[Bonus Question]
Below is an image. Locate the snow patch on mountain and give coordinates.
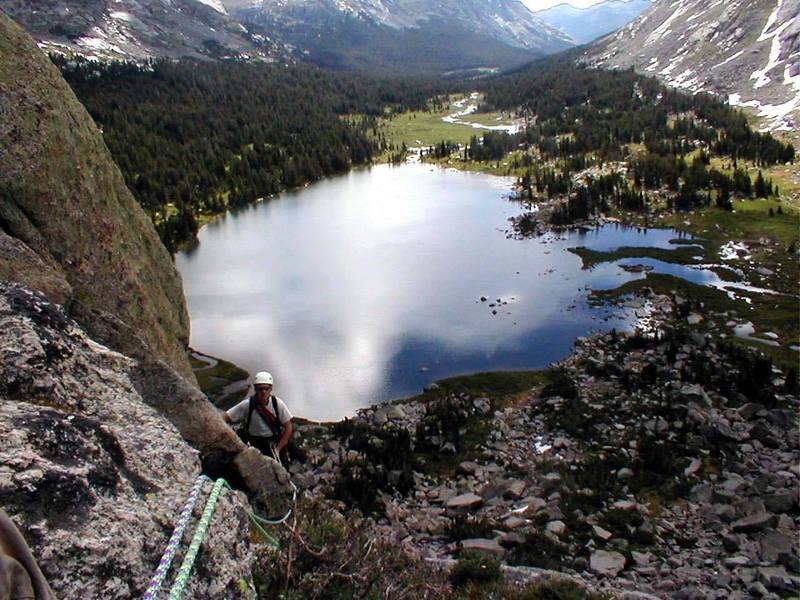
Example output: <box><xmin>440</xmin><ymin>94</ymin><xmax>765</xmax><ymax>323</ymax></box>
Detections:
<box><xmin>751</xmin><ymin>0</ymin><xmax>796</xmax><ymax>90</ymax></box>
<box><xmin>645</xmin><ymin>3</ymin><xmax>688</xmax><ymax>46</ymax></box>
<box><xmin>712</xmin><ymin>50</ymin><xmax>744</xmax><ymax>70</ymax></box>
<box><xmin>195</xmin><ymin>0</ymin><xmax>228</xmax><ymax>15</ymax></box>
<box><xmin>585</xmin><ymin>0</ymin><xmax>800</xmax><ymax>131</ymax></box>
<box><xmin>2</xmin><ymin>0</ymin><xmax>281</xmax><ymax>62</ymax></box>
<box><xmin>109</xmin><ymin>11</ymin><xmax>135</xmax><ymax>22</ymax></box>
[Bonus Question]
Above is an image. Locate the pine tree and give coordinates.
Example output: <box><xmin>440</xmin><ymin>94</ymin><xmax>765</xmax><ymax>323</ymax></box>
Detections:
<box><xmin>754</xmin><ymin>170</ymin><xmax>769</xmax><ymax>198</ymax></box>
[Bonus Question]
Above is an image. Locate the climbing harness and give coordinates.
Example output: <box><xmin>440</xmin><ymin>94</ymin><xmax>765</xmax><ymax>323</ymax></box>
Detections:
<box><xmin>143</xmin><ymin>473</ymin><xmax>297</xmax><ymax>599</ymax></box>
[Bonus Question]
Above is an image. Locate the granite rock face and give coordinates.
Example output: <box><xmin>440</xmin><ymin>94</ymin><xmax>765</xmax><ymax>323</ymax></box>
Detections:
<box><xmin>0</xmin><ymin>11</ymin><xmax>192</xmax><ymax>380</ymax></box>
<box><xmin>0</xmin><ymin>12</ymin><xmax>287</xmax><ymax>494</ymax></box>
<box><xmin>0</xmin><ymin>230</ymin><xmax>71</xmax><ymax>306</ymax></box>
<box><xmin>0</xmin><ymin>283</ymin><xmax>286</xmax><ymax>597</ymax></box>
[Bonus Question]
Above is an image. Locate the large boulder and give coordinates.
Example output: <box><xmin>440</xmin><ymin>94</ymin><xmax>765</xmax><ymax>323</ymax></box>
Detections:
<box><xmin>460</xmin><ymin>539</ymin><xmax>506</xmax><ymax>558</ymax></box>
<box><xmin>0</xmin><ymin>230</ymin><xmax>71</xmax><ymax>306</ymax></box>
<box><xmin>590</xmin><ymin>550</ymin><xmax>626</xmax><ymax>577</ymax></box>
<box><xmin>0</xmin><ymin>11</ymin><xmax>191</xmax><ymax>380</ymax></box>
<box><xmin>446</xmin><ymin>493</ymin><xmax>484</xmax><ymax>513</ymax></box>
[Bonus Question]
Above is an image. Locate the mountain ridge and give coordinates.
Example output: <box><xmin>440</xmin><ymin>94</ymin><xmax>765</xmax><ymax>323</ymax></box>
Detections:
<box><xmin>536</xmin><ymin>0</ymin><xmax>646</xmax><ymax>13</ymax></box>
<box><xmin>534</xmin><ymin>0</ymin><xmax>652</xmax><ymax>45</ymax></box>
<box><xmin>231</xmin><ymin>0</ymin><xmax>575</xmax><ymax>74</ymax></box>
<box><xmin>0</xmin><ymin>0</ymin><xmax>575</xmax><ymax>74</ymax></box>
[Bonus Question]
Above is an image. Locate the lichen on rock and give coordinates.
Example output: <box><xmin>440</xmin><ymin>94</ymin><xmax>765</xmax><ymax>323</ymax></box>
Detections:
<box><xmin>0</xmin><ymin>283</ymin><xmax>257</xmax><ymax>598</ymax></box>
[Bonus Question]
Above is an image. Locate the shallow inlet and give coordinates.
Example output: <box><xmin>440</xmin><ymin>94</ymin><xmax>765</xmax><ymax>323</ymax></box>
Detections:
<box><xmin>177</xmin><ymin>163</ymin><xmax>704</xmax><ymax>421</ymax></box>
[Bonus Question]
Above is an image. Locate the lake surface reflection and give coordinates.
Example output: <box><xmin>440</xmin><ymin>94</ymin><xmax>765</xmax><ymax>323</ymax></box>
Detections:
<box><xmin>177</xmin><ymin>163</ymin><xmax>692</xmax><ymax>421</ymax></box>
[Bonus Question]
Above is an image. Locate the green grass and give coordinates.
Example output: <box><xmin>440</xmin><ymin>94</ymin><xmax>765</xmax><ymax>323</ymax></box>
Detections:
<box><xmin>375</xmin><ymin>94</ymin><xmax>518</xmax><ymax>159</ymax></box>
<box><xmin>428</xmin><ymin>149</ymin><xmax>530</xmax><ymax>178</ymax></box>
<box><xmin>464</xmin><ymin>111</ymin><xmax>516</xmax><ymax>128</ymax></box>
<box><xmin>569</xmin><ymin>244</ymin><xmax>705</xmax><ymax>269</ymax></box>
<box><xmin>657</xmin><ymin>199</ymin><xmax>799</xmax><ymax>297</ymax></box>
<box><xmin>707</xmin><ymin>154</ymin><xmax>800</xmax><ymax>213</ymax></box>
<box><xmin>454</xmin><ymin>576</ymin><xmax>612</xmax><ymax>600</ymax></box>
<box><xmin>378</xmin><ymin>109</ymin><xmax>475</xmax><ymax>150</ymax></box>
<box><xmin>191</xmin><ymin>350</ymin><xmax>250</xmax><ymax>408</ymax></box>
<box><xmin>428</xmin><ymin>370</ymin><xmax>549</xmax><ymax>399</ymax></box>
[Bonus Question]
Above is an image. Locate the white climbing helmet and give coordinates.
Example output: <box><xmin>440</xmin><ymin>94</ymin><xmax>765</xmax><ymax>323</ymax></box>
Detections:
<box><xmin>254</xmin><ymin>371</ymin><xmax>274</xmax><ymax>386</ymax></box>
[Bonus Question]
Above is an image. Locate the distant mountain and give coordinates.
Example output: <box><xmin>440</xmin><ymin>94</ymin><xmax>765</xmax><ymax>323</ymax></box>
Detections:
<box><xmin>584</xmin><ymin>0</ymin><xmax>800</xmax><ymax>131</ymax></box>
<box><xmin>534</xmin><ymin>0</ymin><xmax>651</xmax><ymax>45</ymax></box>
<box><xmin>0</xmin><ymin>0</ymin><xmax>284</xmax><ymax>61</ymax></box>
<box><xmin>227</xmin><ymin>0</ymin><xmax>575</xmax><ymax>75</ymax></box>
<box><xmin>0</xmin><ymin>0</ymin><xmax>575</xmax><ymax>75</ymax></box>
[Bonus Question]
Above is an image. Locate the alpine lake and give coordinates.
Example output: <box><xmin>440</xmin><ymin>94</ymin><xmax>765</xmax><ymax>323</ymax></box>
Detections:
<box><xmin>177</xmin><ymin>162</ymin><xmax>754</xmax><ymax>421</ymax></box>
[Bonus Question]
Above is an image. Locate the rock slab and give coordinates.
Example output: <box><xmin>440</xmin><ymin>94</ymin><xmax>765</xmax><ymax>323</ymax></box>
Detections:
<box><xmin>591</xmin><ymin>550</ymin><xmax>627</xmax><ymax>577</ymax></box>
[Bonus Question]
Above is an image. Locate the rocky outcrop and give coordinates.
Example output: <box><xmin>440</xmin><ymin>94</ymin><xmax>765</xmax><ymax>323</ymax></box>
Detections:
<box><xmin>0</xmin><ymin>283</ymin><xmax>271</xmax><ymax>597</ymax></box>
<box><xmin>0</xmin><ymin>10</ymin><xmax>192</xmax><ymax>380</ymax></box>
<box><xmin>0</xmin><ymin>14</ymin><xmax>294</xmax><ymax>528</ymax></box>
<box><xmin>0</xmin><ymin>229</ymin><xmax>71</xmax><ymax>306</ymax></box>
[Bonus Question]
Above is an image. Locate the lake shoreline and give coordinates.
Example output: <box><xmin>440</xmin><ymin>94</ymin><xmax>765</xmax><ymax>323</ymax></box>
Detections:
<box><xmin>186</xmin><ymin>162</ymin><xmax>798</xmax><ymax>420</ymax></box>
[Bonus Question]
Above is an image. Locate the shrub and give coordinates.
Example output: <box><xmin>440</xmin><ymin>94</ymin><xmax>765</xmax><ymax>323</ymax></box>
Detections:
<box><xmin>451</xmin><ymin>554</ymin><xmax>502</xmax><ymax>588</ymax></box>
<box><xmin>599</xmin><ymin>508</ymin><xmax>644</xmax><ymax>540</ymax></box>
<box><xmin>416</xmin><ymin>396</ymin><xmax>469</xmax><ymax>452</ymax></box>
<box><xmin>541</xmin><ymin>369</ymin><xmax>578</xmax><ymax>400</ymax></box>
<box><xmin>331</xmin><ymin>422</ymin><xmax>418</xmax><ymax>513</ymax></box>
<box><xmin>506</xmin><ymin>532</ymin><xmax>568</xmax><ymax>570</ymax></box>
<box><xmin>332</xmin><ymin>457</ymin><xmax>389</xmax><ymax>514</ymax></box>
<box><xmin>514</xmin><ymin>578</ymin><xmax>613</xmax><ymax>600</ymax></box>
<box><xmin>543</xmin><ymin>396</ymin><xmax>593</xmax><ymax>439</ymax></box>
<box><xmin>448</xmin><ymin>515</ymin><xmax>497</xmax><ymax>542</ymax></box>
<box><xmin>254</xmin><ymin>497</ymin><xmax>450</xmax><ymax>599</ymax></box>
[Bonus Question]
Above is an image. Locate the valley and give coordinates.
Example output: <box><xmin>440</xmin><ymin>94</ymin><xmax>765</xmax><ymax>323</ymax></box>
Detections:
<box><xmin>172</xmin><ymin>62</ymin><xmax>799</xmax><ymax>597</ymax></box>
<box><xmin>1</xmin><ymin>2</ymin><xmax>799</xmax><ymax>599</ymax></box>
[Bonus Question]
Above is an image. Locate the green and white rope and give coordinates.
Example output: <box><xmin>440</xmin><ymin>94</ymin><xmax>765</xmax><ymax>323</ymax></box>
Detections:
<box><xmin>167</xmin><ymin>478</ymin><xmax>229</xmax><ymax>600</ymax></box>
<box><xmin>144</xmin><ymin>466</ymin><xmax>296</xmax><ymax>598</ymax></box>
<box><xmin>248</xmin><ymin>481</ymin><xmax>298</xmax><ymax>526</ymax></box>
<box><xmin>246</xmin><ymin>514</ymin><xmax>280</xmax><ymax>548</ymax></box>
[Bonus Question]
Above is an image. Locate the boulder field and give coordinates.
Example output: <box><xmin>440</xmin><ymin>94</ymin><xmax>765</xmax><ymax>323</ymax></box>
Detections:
<box><xmin>290</xmin><ymin>289</ymin><xmax>800</xmax><ymax>598</ymax></box>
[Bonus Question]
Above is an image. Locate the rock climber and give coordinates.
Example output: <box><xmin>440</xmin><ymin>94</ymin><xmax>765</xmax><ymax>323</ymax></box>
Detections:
<box><xmin>223</xmin><ymin>371</ymin><xmax>293</xmax><ymax>464</ymax></box>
